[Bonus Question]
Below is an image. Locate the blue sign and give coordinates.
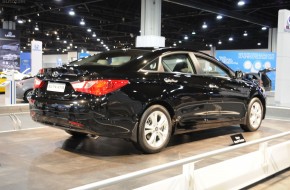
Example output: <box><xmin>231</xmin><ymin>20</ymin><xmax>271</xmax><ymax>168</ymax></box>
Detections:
<box><xmin>20</xmin><ymin>52</ymin><xmax>31</xmax><ymax>74</ymax></box>
<box><xmin>78</xmin><ymin>52</ymin><xmax>91</xmax><ymax>59</ymax></box>
<box><xmin>216</xmin><ymin>51</ymin><xmax>276</xmax><ymax>90</ymax></box>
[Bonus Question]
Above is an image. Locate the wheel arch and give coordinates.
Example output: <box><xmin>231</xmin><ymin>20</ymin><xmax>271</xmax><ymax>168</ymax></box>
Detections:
<box><xmin>140</xmin><ymin>100</ymin><xmax>176</xmax><ymax>133</ymax></box>
<box><xmin>249</xmin><ymin>93</ymin><xmax>266</xmax><ymax>119</ymax></box>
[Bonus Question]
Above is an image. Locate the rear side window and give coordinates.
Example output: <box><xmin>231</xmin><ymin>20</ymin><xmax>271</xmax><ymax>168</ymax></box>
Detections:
<box><xmin>161</xmin><ymin>54</ymin><xmax>196</xmax><ymax>74</ymax></box>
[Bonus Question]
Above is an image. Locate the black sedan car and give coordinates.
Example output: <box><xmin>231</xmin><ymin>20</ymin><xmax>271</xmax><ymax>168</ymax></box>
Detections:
<box><xmin>30</xmin><ymin>48</ymin><xmax>266</xmax><ymax>153</ymax></box>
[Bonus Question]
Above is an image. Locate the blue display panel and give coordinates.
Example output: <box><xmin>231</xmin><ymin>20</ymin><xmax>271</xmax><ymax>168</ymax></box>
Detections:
<box><xmin>20</xmin><ymin>52</ymin><xmax>31</xmax><ymax>74</ymax></box>
<box><xmin>216</xmin><ymin>51</ymin><xmax>276</xmax><ymax>90</ymax></box>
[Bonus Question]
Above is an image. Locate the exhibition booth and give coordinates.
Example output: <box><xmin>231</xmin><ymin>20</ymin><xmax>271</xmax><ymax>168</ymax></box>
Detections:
<box><xmin>0</xmin><ymin>1</ymin><xmax>290</xmax><ymax>189</ymax></box>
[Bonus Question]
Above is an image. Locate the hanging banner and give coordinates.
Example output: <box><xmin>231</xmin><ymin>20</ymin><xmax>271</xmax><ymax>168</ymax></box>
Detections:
<box><xmin>0</xmin><ymin>29</ymin><xmax>20</xmax><ymax>71</ymax></box>
<box><xmin>216</xmin><ymin>51</ymin><xmax>276</xmax><ymax>90</ymax></box>
<box><xmin>31</xmin><ymin>40</ymin><xmax>42</xmax><ymax>76</ymax></box>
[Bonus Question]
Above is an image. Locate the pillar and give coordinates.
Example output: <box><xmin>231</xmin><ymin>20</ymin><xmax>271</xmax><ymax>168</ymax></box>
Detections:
<box><xmin>275</xmin><ymin>9</ymin><xmax>290</xmax><ymax>105</ymax></box>
<box><xmin>268</xmin><ymin>28</ymin><xmax>277</xmax><ymax>52</ymax></box>
<box><xmin>2</xmin><ymin>21</ymin><xmax>16</xmax><ymax>30</ymax></box>
<box><xmin>136</xmin><ymin>0</ymin><xmax>165</xmax><ymax>47</ymax></box>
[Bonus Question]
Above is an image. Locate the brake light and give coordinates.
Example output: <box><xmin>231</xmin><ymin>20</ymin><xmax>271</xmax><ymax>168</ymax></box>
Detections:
<box><xmin>34</xmin><ymin>78</ymin><xmax>44</xmax><ymax>89</ymax></box>
<box><xmin>71</xmin><ymin>80</ymin><xmax>129</xmax><ymax>96</ymax></box>
<box><xmin>38</xmin><ymin>68</ymin><xmax>44</xmax><ymax>75</ymax></box>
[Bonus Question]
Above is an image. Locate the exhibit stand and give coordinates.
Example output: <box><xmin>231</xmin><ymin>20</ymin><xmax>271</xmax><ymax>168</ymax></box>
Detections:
<box><xmin>0</xmin><ymin>70</ymin><xmax>16</xmax><ymax>105</ymax></box>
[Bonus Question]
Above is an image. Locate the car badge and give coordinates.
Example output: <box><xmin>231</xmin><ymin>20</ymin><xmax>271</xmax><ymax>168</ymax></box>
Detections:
<box><xmin>52</xmin><ymin>71</ymin><xmax>60</xmax><ymax>78</ymax></box>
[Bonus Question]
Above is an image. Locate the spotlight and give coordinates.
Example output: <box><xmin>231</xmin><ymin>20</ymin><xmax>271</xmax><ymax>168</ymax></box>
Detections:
<box><xmin>80</xmin><ymin>18</ymin><xmax>85</xmax><ymax>25</ymax></box>
<box><xmin>92</xmin><ymin>32</ymin><xmax>96</xmax><ymax>37</ymax></box>
<box><xmin>237</xmin><ymin>0</ymin><xmax>245</xmax><ymax>6</ymax></box>
<box><xmin>243</xmin><ymin>31</ymin><xmax>248</xmax><ymax>36</ymax></box>
<box><xmin>262</xmin><ymin>26</ymin><xmax>267</xmax><ymax>30</ymax></box>
<box><xmin>202</xmin><ymin>22</ymin><xmax>207</xmax><ymax>29</ymax></box>
<box><xmin>34</xmin><ymin>24</ymin><xmax>39</xmax><ymax>31</ymax></box>
<box><xmin>216</xmin><ymin>15</ymin><xmax>223</xmax><ymax>20</ymax></box>
<box><xmin>69</xmin><ymin>8</ymin><xmax>75</xmax><ymax>16</ymax></box>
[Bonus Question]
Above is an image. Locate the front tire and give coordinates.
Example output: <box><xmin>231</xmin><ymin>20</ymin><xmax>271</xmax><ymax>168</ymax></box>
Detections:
<box><xmin>240</xmin><ymin>97</ymin><xmax>263</xmax><ymax>132</ymax></box>
<box><xmin>136</xmin><ymin>105</ymin><xmax>172</xmax><ymax>154</ymax></box>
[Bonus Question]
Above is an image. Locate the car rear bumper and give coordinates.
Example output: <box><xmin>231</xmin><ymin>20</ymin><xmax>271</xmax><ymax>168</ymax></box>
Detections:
<box><xmin>29</xmin><ymin>97</ymin><xmax>139</xmax><ymax>141</ymax></box>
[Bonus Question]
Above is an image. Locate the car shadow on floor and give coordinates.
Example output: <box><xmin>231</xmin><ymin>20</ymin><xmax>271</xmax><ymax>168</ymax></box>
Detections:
<box><xmin>61</xmin><ymin>125</ymin><xmax>244</xmax><ymax>157</ymax></box>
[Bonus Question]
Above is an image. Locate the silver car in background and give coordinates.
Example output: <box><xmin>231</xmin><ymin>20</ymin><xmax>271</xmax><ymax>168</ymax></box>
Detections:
<box><xmin>16</xmin><ymin>77</ymin><xmax>34</xmax><ymax>103</ymax></box>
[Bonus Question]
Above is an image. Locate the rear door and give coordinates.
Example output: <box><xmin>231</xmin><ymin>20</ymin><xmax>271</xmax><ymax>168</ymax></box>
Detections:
<box><xmin>158</xmin><ymin>52</ymin><xmax>210</xmax><ymax>127</ymax></box>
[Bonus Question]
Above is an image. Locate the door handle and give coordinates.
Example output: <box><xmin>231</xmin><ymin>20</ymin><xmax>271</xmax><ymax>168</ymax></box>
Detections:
<box><xmin>209</xmin><ymin>84</ymin><xmax>219</xmax><ymax>89</ymax></box>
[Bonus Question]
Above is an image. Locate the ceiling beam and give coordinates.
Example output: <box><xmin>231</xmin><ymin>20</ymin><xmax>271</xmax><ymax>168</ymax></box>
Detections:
<box><xmin>163</xmin><ymin>0</ymin><xmax>273</xmax><ymax>27</ymax></box>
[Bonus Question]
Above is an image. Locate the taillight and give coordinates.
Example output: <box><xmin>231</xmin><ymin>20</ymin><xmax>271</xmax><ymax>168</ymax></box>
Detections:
<box><xmin>71</xmin><ymin>80</ymin><xmax>129</xmax><ymax>96</ymax></box>
<box><xmin>38</xmin><ymin>68</ymin><xmax>44</xmax><ymax>75</ymax></box>
<box><xmin>34</xmin><ymin>78</ymin><xmax>44</xmax><ymax>89</ymax></box>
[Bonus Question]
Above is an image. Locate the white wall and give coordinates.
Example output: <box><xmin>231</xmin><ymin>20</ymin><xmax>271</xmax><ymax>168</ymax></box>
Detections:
<box><xmin>42</xmin><ymin>54</ymin><xmax>68</xmax><ymax>68</ymax></box>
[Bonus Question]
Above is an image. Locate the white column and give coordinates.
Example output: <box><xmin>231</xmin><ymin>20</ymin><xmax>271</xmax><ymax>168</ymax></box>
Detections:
<box><xmin>136</xmin><ymin>0</ymin><xmax>165</xmax><ymax>47</ymax></box>
<box><xmin>31</xmin><ymin>40</ymin><xmax>43</xmax><ymax>76</ymax></box>
<box><xmin>275</xmin><ymin>9</ymin><xmax>290</xmax><ymax>105</ymax></box>
<box><xmin>268</xmin><ymin>28</ymin><xmax>277</xmax><ymax>52</ymax></box>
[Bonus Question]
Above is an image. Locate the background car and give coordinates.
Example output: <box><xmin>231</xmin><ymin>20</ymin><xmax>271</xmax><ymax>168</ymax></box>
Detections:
<box><xmin>244</xmin><ymin>68</ymin><xmax>276</xmax><ymax>91</ymax></box>
<box><xmin>16</xmin><ymin>77</ymin><xmax>34</xmax><ymax>103</ymax></box>
<box><xmin>30</xmin><ymin>48</ymin><xmax>266</xmax><ymax>153</ymax></box>
<box><xmin>0</xmin><ymin>72</ymin><xmax>6</xmax><ymax>93</ymax></box>
<box><xmin>0</xmin><ymin>69</ymin><xmax>31</xmax><ymax>81</ymax></box>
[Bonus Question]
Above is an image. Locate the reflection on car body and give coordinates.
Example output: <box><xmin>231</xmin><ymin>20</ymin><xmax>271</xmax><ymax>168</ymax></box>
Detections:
<box><xmin>30</xmin><ymin>48</ymin><xmax>266</xmax><ymax>153</ymax></box>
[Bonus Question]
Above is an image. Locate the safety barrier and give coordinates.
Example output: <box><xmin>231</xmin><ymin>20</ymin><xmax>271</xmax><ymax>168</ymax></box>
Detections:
<box><xmin>71</xmin><ymin>131</ymin><xmax>290</xmax><ymax>190</ymax></box>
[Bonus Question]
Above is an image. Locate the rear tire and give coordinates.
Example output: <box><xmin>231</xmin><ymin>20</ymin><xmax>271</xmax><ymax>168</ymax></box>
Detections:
<box><xmin>240</xmin><ymin>97</ymin><xmax>263</xmax><ymax>132</ymax></box>
<box><xmin>65</xmin><ymin>130</ymin><xmax>88</xmax><ymax>138</ymax></box>
<box><xmin>137</xmin><ymin>105</ymin><xmax>172</xmax><ymax>154</ymax></box>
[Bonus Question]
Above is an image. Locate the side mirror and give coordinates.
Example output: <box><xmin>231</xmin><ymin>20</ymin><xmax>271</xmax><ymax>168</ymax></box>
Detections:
<box><xmin>235</xmin><ymin>71</ymin><xmax>243</xmax><ymax>79</ymax></box>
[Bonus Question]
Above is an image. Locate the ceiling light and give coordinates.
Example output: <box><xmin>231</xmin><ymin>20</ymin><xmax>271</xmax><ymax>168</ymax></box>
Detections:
<box><xmin>173</xmin><ymin>43</ymin><xmax>177</xmax><ymax>46</ymax></box>
<box><xmin>87</xmin><ymin>28</ymin><xmax>91</xmax><ymax>32</ymax></box>
<box><xmin>237</xmin><ymin>0</ymin><xmax>245</xmax><ymax>6</ymax></box>
<box><xmin>184</xmin><ymin>35</ymin><xmax>188</xmax><ymax>40</ymax></box>
<box><xmin>202</xmin><ymin>22</ymin><xmax>207</xmax><ymax>29</ymax></box>
<box><xmin>178</xmin><ymin>40</ymin><xmax>182</xmax><ymax>43</ymax></box>
<box><xmin>56</xmin><ymin>36</ymin><xmax>60</xmax><ymax>40</ymax></box>
<box><xmin>97</xmin><ymin>38</ymin><xmax>100</xmax><ymax>41</ymax></box>
<box><xmin>37</xmin><ymin>13</ymin><xmax>40</xmax><ymax>16</ymax></box>
<box><xmin>209</xmin><ymin>44</ymin><xmax>212</xmax><ymax>47</ymax></box>
<box><xmin>192</xmin><ymin>31</ymin><xmax>196</xmax><ymax>35</ymax></box>
<box><xmin>17</xmin><ymin>19</ymin><xmax>24</xmax><ymax>24</ymax></box>
<box><xmin>257</xmin><ymin>42</ymin><xmax>261</xmax><ymax>46</ymax></box>
<box><xmin>63</xmin><ymin>40</ymin><xmax>67</xmax><ymax>44</ymax></box>
<box><xmin>69</xmin><ymin>8</ymin><xmax>75</xmax><ymax>16</ymax></box>
<box><xmin>101</xmin><ymin>41</ymin><xmax>104</xmax><ymax>44</ymax></box>
<box><xmin>216</xmin><ymin>15</ymin><xmax>223</xmax><ymax>20</ymax></box>
<box><xmin>34</xmin><ymin>24</ymin><xmax>39</xmax><ymax>31</ymax></box>
<box><xmin>243</xmin><ymin>31</ymin><xmax>248</xmax><ymax>36</ymax></box>
<box><xmin>54</xmin><ymin>31</ymin><xmax>58</xmax><ymax>34</ymax></box>
<box><xmin>92</xmin><ymin>32</ymin><xmax>96</xmax><ymax>37</ymax></box>
<box><xmin>218</xmin><ymin>40</ymin><xmax>222</xmax><ymax>45</ymax></box>
<box><xmin>80</xmin><ymin>18</ymin><xmax>85</xmax><ymax>25</ymax></box>
<box><xmin>28</xmin><ymin>19</ymin><xmax>31</xmax><ymax>22</ymax></box>
<box><xmin>229</xmin><ymin>37</ymin><xmax>233</xmax><ymax>41</ymax></box>
<box><xmin>262</xmin><ymin>26</ymin><xmax>267</xmax><ymax>30</ymax></box>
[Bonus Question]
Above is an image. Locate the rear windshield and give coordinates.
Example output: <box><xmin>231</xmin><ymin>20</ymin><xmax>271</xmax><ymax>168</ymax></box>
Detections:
<box><xmin>69</xmin><ymin>49</ymin><xmax>149</xmax><ymax>66</ymax></box>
